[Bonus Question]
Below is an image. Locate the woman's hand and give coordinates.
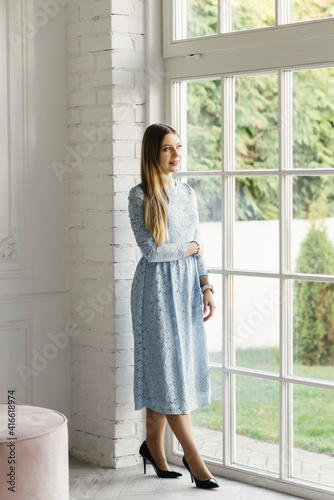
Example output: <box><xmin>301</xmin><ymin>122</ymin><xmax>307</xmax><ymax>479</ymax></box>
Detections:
<box><xmin>203</xmin><ymin>290</ymin><xmax>216</xmax><ymax>322</ymax></box>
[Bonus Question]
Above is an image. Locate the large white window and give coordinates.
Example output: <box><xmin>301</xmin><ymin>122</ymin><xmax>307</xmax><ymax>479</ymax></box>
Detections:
<box><xmin>163</xmin><ymin>1</ymin><xmax>334</xmax><ymax>498</ymax></box>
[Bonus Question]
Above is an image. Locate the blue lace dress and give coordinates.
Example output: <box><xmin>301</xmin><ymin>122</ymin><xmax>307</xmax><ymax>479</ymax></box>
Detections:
<box><xmin>128</xmin><ymin>181</ymin><xmax>211</xmax><ymax>415</ymax></box>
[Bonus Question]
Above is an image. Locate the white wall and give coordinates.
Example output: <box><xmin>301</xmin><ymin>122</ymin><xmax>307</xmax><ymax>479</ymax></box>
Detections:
<box><xmin>0</xmin><ymin>0</ymin><xmax>69</xmax><ymax>414</ymax></box>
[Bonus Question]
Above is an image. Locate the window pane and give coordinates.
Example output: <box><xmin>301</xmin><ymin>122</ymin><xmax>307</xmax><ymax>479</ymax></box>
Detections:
<box><xmin>292</xmin><ymin>176</ymin><xmax>334</xmax><ymax>274</ymax></box>
<box><xmin>293</xmin><ymin>280</ymin><xmax>334</xmax><ymax>380</ymax></box>
<box><xmin>293</xmin><ymin>67</ymin><xmax>334</xmax><ymax>169</ymax></box>
<box><xmin>206</xmin><ymin>274</ymin><xmax>223</xmax><ymax>364</ymax></box>
<box><xmin>235</xmin><ymin>375</ymin><xmax>279</xmax><ymax>474</ymax></box>
<box><xmin>234</xmin><ymin>276</ymin><xmax>279</xmax><ymax>373</ymax></box>
<box><xmin>235</xmin><ymin>73</ymin><xmax>278</xmax><ymax>170</ymax></box>
<box><xmin>290</xmin><ymin>0</ymin><xmax>334</xmax><ymax>23</ymax></box>
<box><xmin>234</xmin><ymin>176</ymin><xmax>279</xmax><ymax>272</ymax></box>
<box><xmin>187</xmin><ymin>177</ymin><xmax>222</xmax><ymax>268</ymax></box>
<box><xmin>187</xmin><ymin>79</ymin><xmax>222</xmax><ymax>171</ymax></box>
<box><xmin>293</xmin><ymin>385</ymin><xmax>334</xmax><ymax>487</ymax></box>
<box><xmin>232</xmin><ymin>0</ymin><xmax>275</xmax><ymax>32</ymax></box>
<box><xmin>192</xmin><ymin>370</ymin><xmax>223</xmax><ymax>461</ymax></box>
<box><xmin>186</xmin><ymin>0</ymin><xmax>218</xmax><ymax>38</ymax></box>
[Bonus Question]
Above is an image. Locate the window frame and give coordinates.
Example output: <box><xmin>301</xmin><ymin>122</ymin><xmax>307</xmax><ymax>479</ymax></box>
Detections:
<box><xmin>163</xmin><ymin>2</ymin><xmax>334</xmax><ymax>499</ymax></box>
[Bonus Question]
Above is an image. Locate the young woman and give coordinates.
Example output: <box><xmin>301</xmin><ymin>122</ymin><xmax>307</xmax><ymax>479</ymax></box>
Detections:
<box><xmin>128</xmin><ymin>123</ymin><xmax>219</xmax><ymax>489</ymax></box>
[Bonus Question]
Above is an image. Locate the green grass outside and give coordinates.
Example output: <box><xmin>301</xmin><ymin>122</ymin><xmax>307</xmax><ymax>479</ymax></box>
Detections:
<box><xmin>192</xmin><ymin>348</ymin><xmax>334</xmax><ymax>456</ymax></box>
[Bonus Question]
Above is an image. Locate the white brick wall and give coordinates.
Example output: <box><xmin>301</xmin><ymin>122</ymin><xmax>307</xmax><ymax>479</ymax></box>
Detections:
<box><xmin>67</xmin><ymin>0</ymin><xmax>146</xmax><ymax>468</ymax></box>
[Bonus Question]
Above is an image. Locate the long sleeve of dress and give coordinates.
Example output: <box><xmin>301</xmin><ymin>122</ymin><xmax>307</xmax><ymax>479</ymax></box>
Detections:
<box><xmin>128</xmin><ymin>186</ymin><xmax>187</xmax><ymax>263</ymax></box>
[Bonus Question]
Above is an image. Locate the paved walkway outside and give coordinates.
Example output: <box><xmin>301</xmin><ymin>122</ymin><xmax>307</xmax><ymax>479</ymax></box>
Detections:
<box><xmin>193</xmin><ymin>426</ymin><xmax>334</xmax><ymax>488</ymax></box>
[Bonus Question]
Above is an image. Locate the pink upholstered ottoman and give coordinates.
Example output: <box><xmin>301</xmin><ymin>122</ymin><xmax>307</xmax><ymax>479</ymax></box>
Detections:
<box><xmin>0</xmin><ymin>404</ymin><xmax>69</xmax><ymax>500</ymax></box>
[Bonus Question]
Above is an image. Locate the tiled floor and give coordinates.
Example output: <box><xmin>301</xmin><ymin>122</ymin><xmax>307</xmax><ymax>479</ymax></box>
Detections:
<box><xmin>193</xmin><ymin>426</ymin><xmax>334</xmax><ymax>488</ymax></box>
<box><xmin>69</xmin><ymin>457</ymin><xmax>304</xmax><ymax>500</ymax></box>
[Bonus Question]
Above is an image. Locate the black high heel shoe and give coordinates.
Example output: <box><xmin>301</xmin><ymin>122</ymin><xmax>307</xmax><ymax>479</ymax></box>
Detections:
<box><xmin>139</xmin><ymin>441</ymin><xmax>182</xmax><ymax>478</ymax></box>
<box><xmin>182</xmin><ymin>456</ymin><xmax>219</xmax><ymax>489</ymax></box>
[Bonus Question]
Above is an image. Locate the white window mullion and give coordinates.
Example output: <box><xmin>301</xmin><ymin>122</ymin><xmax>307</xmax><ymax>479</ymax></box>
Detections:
<box><xmin>220</xmin><ymin>0</ymin><xmax>232</xmax><ymax>34</ymax></box>
<box><xmin>276</xmin><ymin>0</ymin><xmax>290</xmax><ymax>25</ymax></box>
<box><xmin>279</xmin><ymin>69</ymin><xmax>293</xmax><ymax>481</ymax></box>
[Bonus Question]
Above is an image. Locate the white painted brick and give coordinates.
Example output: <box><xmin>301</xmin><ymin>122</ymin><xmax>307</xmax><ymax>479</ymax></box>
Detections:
<box><xmin>80</xmin><ymin>1</ymin><xmax>111</xmax><ymax>19</ymax></box>
<box><xmin>97</xmin><ymin>89</ymin><xmax>113</xmax><ymax>105</ymax></box>
<box><xmin>115</xmin><ymin>366</ymin><xmax>133</xmax><ymax>387</ymax></box>
<box><xmin>115</xmin><ymin>298</ymin><xmax>131</xmax><ymax>316</ymax></box>
<box><xmin>113</xmin><ymin>422</ymin><xmax>136</xmax><ymax>439</ymax></box>
<box><xmin>83</xmin><ymin>278</ymin><xmax>113</xmax><ymax>297</ymax></box>
<box><xmin>114</xmin><ymin>263</ymin><xmax>136</xmax><ymax>280</ymax></box>
<box><xmin>83</xmin><ymin>212</ymin><xmax>113</xmax><ymax>229</ymax></box>
<box><xmin>94</xmin><ymin>17</ymin><xmax>111</xmax><ymax>35</ymax></box>
<box><xmin>81</xmin><ymin>71</ymin><xmax>112</xmax><ymax>90</ymax></box>
<box><xmin>71</xmin><ymin>264</ymin><xmax>100</xmax><ymax>280</ymax></box>
<box><xmin>113</xmin><ymin>404</ymin><xmax>137</xmax><ymax>421</ymax></box>
<box><xmin>84</xmin><ymin>246</ymin><xmax>113</xmax><ymax>262</ymax></box>
<box><xmin>68</xmin><ymin>108</ymin><xmax>81</xmax><ymax>124</ymax></box>
<box><xmin>114</xmin><ymin>245</ymin><xmax>136</xmax><ymax>262</ymax></box>
<box><xmin>69</xmin><ymin>211</ymin><xmax>84</xmax><ymax>227</ymax></box>
<box><xmin>81</xmin><ymin>176</ymin><xmax>113</xmax><ymax>194</ymax></box>
<box><xmin>113</xmin><ymin>177</ymin><xmax>136</xmax><ymax>192</ymax></box>
<box><xmin>113</xmin><ymin>211</ymin><xmax>131</xmax><ymax>227</ymax></box>
<box><xmin>80</xmin><ymin>34</ymin><xmax>111</xmax><ymax>53</ymax></box>
<box><xmin>70</xmin><ymin>195</ymin><xmax>96</xmax><ymax>210</ymax></box>
<box><xmin>100</xmin><ymin>438</ymin><xmax>116</xmax><ymax>459</ymax></box>
<box><xmin>96</xmin><ymin>194</ymin><xmax>113</xmax><ymax>210</ymax></box>
<box><xmin>115</xmin><ymin>385</ymin><xmax>133</xmax><ymax>404</ymax></box>
<box><xmin>135</xmin><ymin>141</ymin><xmax>142</xmax><ymax>158</ymax></box>
<box><xmin>113</xmin><ymin>158</ymin><xmax>140</xmax><ymax>175</ymax></box>
<box><xmin>112</xmin><ymin>88</ymin><xmax>145</xmax><ymax>106</ymax></box>
<box><xmin>111</xmin><ymin>0</ymin><xmax>134</xmax><ymax>16</ymax></box>
<box><xmin>113</xmin><ymin>125</ymin><xmax>143</xmax><ymax>141</ymax></box>
<box><xmin>86</xmin><ymin>348</ymin><xmax>114</xmax><ymax>367</ymax></box>
<box><xmin>112</xmin><ymin>106</ymin><xmax>134</xmax><ymax>123</ymax></box>
<box><xmin>98</xmin><ymin>365</ymin><xmax>115</xmax><ymax>385</ymax></box>
<box><xmin>67</xmin><ymin>21</ymin><xmax>94</xmax><ymax>38</ymax></box>
<box><xmin>111</xmin><ymin>34</ymin><xmax>134</xmax><ymax>50</ymax></box>
<box><xmin>134</xmin><ymin>0</ymin><xmax>145</xmax><ymax>18</ymax></box>
<box><xmin>112</xmin><ymin>69</ymin><xmax>134</xmax><ymax>86</ymax></box>
<box><xmin>95</xmin><ymin>52</ymin><xmax>112</xmax><ymax>70</ymax></box>
<box><xmin>68</xmin><ymin>38</ymin><xmax>80</xmax><ymax>55</ymax></box>
<box><xmin>111</xmin><ymin>51</ymin><xmax>145</xmax><ymax>70</ymax></box>
<box><xmin>114</xmin><ymin>280</ymin><xmax>132</xmax><ymax>299</ymax></box>
<box><xmin>72</xmin><ymin>430</ymin><xmax>101</xmax><ymax>454</ymax></box>
<box><xmin>135</xmin><ymin>105</ymin><xmax>145</xmax><ymax>123</ymax></box>
<box><xmin>71</xmin><ymin>344</ymin><xmax>86</xmax><ymax>363</ymax></box>
<box><xmin>68</xmin><ymin>56</ymin><xmax>95</xmax><ymax>73</ymax></box>
<box><xmin>113</xmin><ymin>193</ymin><xmax>129</xmax><ymax>211</ymax></box>
<box><xmin>112</xmin><ymin>142</ymin><xmax>135</xmax><ymax>158</ymax></box>
<box><xmin>111</xmin><ymin>15</ymin><xmax>144</xmax><ymax>35</ymax></box>
<box><xmin>69</xmin><ymin>91</ymin><xmax>96</xmax><ymax>107</ymax></box>
<box><xmin>73</xmin><ymin>330</ymin><xmax>101</xmax><ymax>348</ymax></box>
<box><xmin>88</xmin><ymin>143</ymin><xmax>113</xmax><ymax>158</ymax></box>
<box><xmin>115</xmin><ymin>333</ymin><xmax>133</xmax><ymax>351</ymax></box>
<box><xmin>71</xmin><ymin>362</ymin><xmax>99</xmax><ymax>383</ymax></box>
<box><xmin>82</xmin><ymin>107</ymin><xmax>112</xmax><ymax>124</ymax></box>
<box><xmin>71</xmin><ymin>414</ymin><xmax>85</xmax><ymax>432</ymax></box>
<box><xmin>113</xmin><ymin>228</ymin><xmax>135</xmax><ymax>245</ymax></box>
<box><xmin>134</xmin><ymin>35</ymin><xmax>145</xmax><ymax>52</ymax></box>
<box><xmin>100</xmin><ymin>332</ymin><xmax>115</xmax><ymax>350</ymax></box>
<box><xmin>98</xmin><ymin>161</ymin><xmax>113</xmax><ymax>176</ymax></box>
<box><xmin>114</xmin><ymin>316</ymin><xmax>133</xmax><ymax>333</ymax></box>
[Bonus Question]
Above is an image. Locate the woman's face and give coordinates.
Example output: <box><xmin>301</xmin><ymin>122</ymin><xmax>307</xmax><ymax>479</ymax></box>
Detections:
<box><xmin>159</xmin><ymin>133</ymin><xmax>182</xmax><ymax>176</ymax></box>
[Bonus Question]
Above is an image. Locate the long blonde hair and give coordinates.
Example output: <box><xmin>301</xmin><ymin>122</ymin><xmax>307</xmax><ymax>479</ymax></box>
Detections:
<box><xmin>141</xmin><ymin>123</ymin><xmax>179</xmax><ymax>246</ymax></box>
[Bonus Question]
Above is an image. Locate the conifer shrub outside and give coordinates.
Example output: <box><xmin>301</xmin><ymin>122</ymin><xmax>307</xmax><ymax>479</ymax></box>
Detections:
<box><xmin>293</xmin><ymin>224</ymin><xmax>334</xmax><ymax>365</ymax></box>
